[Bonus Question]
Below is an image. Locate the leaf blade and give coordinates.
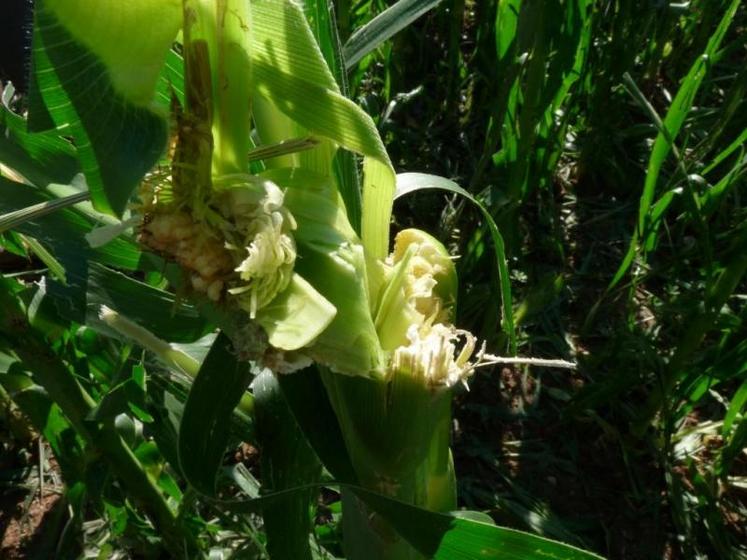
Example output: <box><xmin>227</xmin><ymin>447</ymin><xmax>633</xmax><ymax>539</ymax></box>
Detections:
<box><xmin>342</xmin><ymin>0</ymin><xmax>443</xmax><ymax>69</ymax></box>
<box><xmin>178</xmin><ymin>332</ymin><xmax>252</xmax><ymax>496</ymax></box>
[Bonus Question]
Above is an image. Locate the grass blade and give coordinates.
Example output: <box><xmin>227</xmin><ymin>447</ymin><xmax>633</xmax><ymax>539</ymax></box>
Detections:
<box><xmin>609</xmin><ymin>0</ymin><xmax>741</xmax><ymax>288</ymax></box>
<box><xmin>18</xmin><ymin>234</ymin><xmax>66</xmax><ymax>284</ymax></box>
<box><xmin>0</xmin><ymin>191</ymin><xmax>89</xmax><ymax>234</ymax></box>
<box><xmin>342</xmin><ymin>0</ymin><xmax>443</xmax><ymax>69</ymax></box>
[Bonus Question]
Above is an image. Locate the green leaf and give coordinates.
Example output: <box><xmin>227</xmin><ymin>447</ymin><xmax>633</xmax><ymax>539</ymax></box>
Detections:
<box><xmin>31</xmin><ymin>0</ymin><xmax>182</xmax><ymax>216</ymax></box>
<box><xmin>718</xmin><ymin>416</ymin><xmax>747</xmax><ymax>477</ymax></box>
<box><xmin>0</xmin><ymin>103</ymin><xmax>79</xmax><ymax>187</ymax></box>
<box><xmin>250</xmin><ymin>0</ymin><xmax>396</xmax><ymax>262</ymax></box>
<box><xmin>342</xmin><ymin>0</ymin><xmax>443</xmax><ymax>69</ymax></box>
<box><xmin>723</xmin><ymin>378</ymin><xmax>747</xmax><ymax>435</ymax></box>
<box><xmin>0</xmin><ymin>370</ymin><xmax>86</xmax><ymax>482</ymax></box>
<box><xmin>214</xmin><ymin>482</ymin><xmax>605</xmax><ymax>560</ymax></box>
<box><xmin>253</xmin><ymin>370</ymin><xmax>321</xmax><ymax>560</ymax></box>
<box><xmin>303</xmin><ymin>0</ymin><xmax>364</xmax><ymax>234</ymax></box>
<box><xmin>0</xmin><ymin>176</ymin><xmax>142</xmax><ymax>271</ymax></box>
<box><xmin>178</xmin><ymin>332</ymin><xmax>252</xmax><ymax>496</ymax></box>
<box><xmin>702</xmin><ymin>128</ymin><xmax>747</xmax><ymax>176</ymax></box>
<box><xmin>0</xmin><ymin>191</ymin><xmax>90</xmax><ymax>235</ymax></box>
<box><xmin>0</xmin><ymin>175</ymin><xmax>143</xmax><ymax>323</ymax></box>
<box><xmin>277</xmin><ymin>366</ymin><xmax>359</xmax><ymax>484</ymax></box>
<box><xmin>395</xmin><ymin>173</ymin><xmax>517</xmax><ymax>354</ymax></box>
<box><xmin>354</xmin><ymin>487</ymin><xmax>605</xmax><ymax>560</ymax></box>
<box><xmin>155</xmin><ymin>49</ymin><xmax>186</xmax><ymax>109</ymax></box>
<box><xmin>86</xmin><ymin>263</ymin><xmax>211</xmax><ymax>343</ymax></box>
<box><xmin>700</xmin><ymin>148</ymin><xmax>746</xmax><ymax>217</ymax></box>
<box><xmin>88</xmin><ymin>379</ymin><xmax>148</xmax><ymax>424</ymax></box>
<box><xmin>19</xmin><ymin>234</ymin><xmax>67</xmax><ymax>284</ymax></box>
<box><xmin>255</xmin><ymin>273</ymin><xmax>337</xmax><ymax>351</ymax></box>
<box><xmin>495</xmin><ymin>0</ymin><xmax>522</xmax><ymax>61</ymax></box>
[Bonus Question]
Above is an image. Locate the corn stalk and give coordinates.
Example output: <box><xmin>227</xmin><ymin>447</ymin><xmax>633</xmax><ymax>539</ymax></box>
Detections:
<box><xmin>129</xmin><ymin>4</ymin><xmax>461</xmax><ymax>558</ymax></box>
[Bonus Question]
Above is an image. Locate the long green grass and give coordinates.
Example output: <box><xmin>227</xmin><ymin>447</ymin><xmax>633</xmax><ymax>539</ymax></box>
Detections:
<box><xmin>343</xmin><ymin>0</ymin><xmax>746</xmax><ymax>557</ymax></box>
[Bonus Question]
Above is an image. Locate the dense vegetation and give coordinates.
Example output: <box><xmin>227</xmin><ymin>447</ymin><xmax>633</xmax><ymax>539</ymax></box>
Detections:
<box><xmin>1</xmin><ymin>1</ymin><xmax>745</xmax><ymax>559</ymax></box>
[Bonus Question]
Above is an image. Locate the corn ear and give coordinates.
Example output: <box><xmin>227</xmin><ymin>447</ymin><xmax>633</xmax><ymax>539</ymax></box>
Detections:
<box><xmin>374</xmin><ymin>228</ymin><xmax>458</xmax><ymax>350</ymax></box>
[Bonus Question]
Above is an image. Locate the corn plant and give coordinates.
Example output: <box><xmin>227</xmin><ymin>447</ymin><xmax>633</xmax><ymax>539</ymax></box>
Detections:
<box><xmin>0</xmin><ymin>1</ymin><xmax>610</xmax><ymax>558</ymax></box>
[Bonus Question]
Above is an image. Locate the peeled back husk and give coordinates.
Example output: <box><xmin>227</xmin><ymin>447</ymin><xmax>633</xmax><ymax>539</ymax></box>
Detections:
<box><xmin>261</xmin><ymin>168</ymin><xmax>386</xmax><ymax>379</ymax></box>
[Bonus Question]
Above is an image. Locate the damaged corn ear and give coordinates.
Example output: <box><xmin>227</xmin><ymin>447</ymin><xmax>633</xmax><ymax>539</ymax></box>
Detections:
<box><xmin>139</xmin><ymin>206</ymin><xmax>234</xmax><ymax>302</ymax></box>
<box><xmin>390</xmin><ymin>323</ymin><xmax>477</xmax><ymax>388</ymax></box>
<box><xmin>392</xmin><ymin>229</ymin><xmax>458</xmax><ymax>321</ymax></box>
<box><xmin>138</xmin><ymin>174</ymin><xmax>336</xmax><ymax>354</ymax></box>
<box><xmin>375</xmin><ymin>228</ymin><xmax>458</xmax><ymax>351</ymax></box>
<box><xmin>378</xmin><ymin>228</ymin><xmax>478</xmax><ymax>388</ymax></box>
<box><xmin>138</xmin><ymin>174</ymin><xmax>297</xmax><ymax>318</ymax></box>
<box><xmin>213</xmin><ymin>174</ymin><xmax>297</xmax><ymax>318</ymax></box>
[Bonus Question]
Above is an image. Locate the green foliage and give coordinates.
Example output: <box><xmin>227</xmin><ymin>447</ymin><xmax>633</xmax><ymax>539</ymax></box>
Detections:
<box><xmin>1</xmin><ymin>0</ymin><xmax>745</xmax><ymax>559</ymax></box>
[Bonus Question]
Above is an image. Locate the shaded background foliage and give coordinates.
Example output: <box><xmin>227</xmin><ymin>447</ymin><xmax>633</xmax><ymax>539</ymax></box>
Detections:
<box><xmin>341</xmin><ymin>1</ymin><xmax>746</xmax><ymax>557</ymax></box>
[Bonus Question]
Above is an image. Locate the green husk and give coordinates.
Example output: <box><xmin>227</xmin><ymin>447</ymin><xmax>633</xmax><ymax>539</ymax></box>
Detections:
<box><xmin>262</xmin><ymin>168</ymin><xmax>385</xmax><ymax>377</ymax></box>
<box><xmin>255</xmin><ymin>273</ymin><xmax>336</xmax><ymax>351</ymax></box>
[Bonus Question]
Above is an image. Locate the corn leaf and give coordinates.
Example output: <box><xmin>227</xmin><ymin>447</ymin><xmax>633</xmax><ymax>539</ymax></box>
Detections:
<box><xmin>255</xmin><ymin>273</ymin><xmax>337</xmax><ymax>351</ymax></box>
<box><xmin>178</xmin><ymin>332</ymin><xmax>253</xmax><ymax>496</ymax></box>
<box><xmin>214</xmin><ymin>482</ymin><xmax>606</xmax><ymax>560</ymax></box>
<box><xmin>86</xmin><ymin>263</ymin><xmax>211</xmax><ymax>344</ymax></box>
<box><xmin>0</xmin><ymin>191</ymin><xmax>89</xmax><ymax>235</ymax></box>
<box><xmin>253</xmin><ymin>370</ymin><xmax>321</xmax><ymax>560</ymax></box>
<box><xmin>277</xmin><ymin>366</ymin><xmax>359</xmax><ymax>484</ymax></box>
<box><xmin>0</xmin><ymin>372</ymin><xmax>86</xmax><ymax>483</ymax></box>
<box><xmin>354</xmin><ymin>486</ymin><xmax>606</xmax><ymax>560</ymax></box>
<box><xmin>250</xmin><ymin>0</ymin><xmax>396</xmax><ymax>261</ymax></box>
<box><xmin>18</xmin><ymin>234</ymin><xmax>66</xmax><ymax>284</ymax></box>
<box><xmin>303</xmin><ymin>0</ymin><xmax>363</xmax><ymax>233</ymax></box>
<box><xmin>0</xmin><ymin>175</ymin><xmax>141</xmax><ymax>271</ymax></box>
<box><xmin>0</xmin><ymin>102</ymin><xmax>79</xmax><ymax>187</ymax></box>
<box><xmin>30</xmin><ymin>0</ymin><xmax>181</xmax><ymax>216</ymax></box>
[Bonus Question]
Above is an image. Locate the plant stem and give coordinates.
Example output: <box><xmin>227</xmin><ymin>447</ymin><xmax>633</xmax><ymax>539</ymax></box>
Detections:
<box><xmin>178</xmin><ymin>0</ymin><xmax>215</xmax><ymax>204</ymax></box>
<box><xmin>181</xmin><ymin>0</ymin><xmax>252</xmax><ymax>185</ymax></box>
<box><xmin>98</xmin><ymin>305</ymin><xmax>255</xmax><ymax>417</ymax></box>
<box><xmin>212</xmin><ymin>0</ymin><xmax>252</xmax><ymax>176</ymax></box>
<box><xmin>98</xmin><ymin>305</ymin><xmax>201</xmax><ymax>376</ymax></box>
<box><xmin>321</xmin><ymin>369</ymin><xmax>456</xmax><ymax>559</ymax></box>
